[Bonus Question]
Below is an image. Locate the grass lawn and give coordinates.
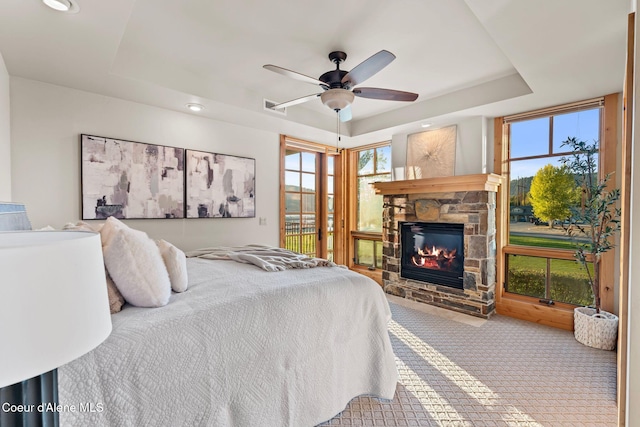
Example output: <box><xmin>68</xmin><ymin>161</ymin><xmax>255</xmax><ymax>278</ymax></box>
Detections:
<box><xmin>508</xmin><ymin>234</ymin><xmax>590</xmax><ymax>275</ymax></box>
<box><xmin>507</xmin><ymin>233</ymin><xmax>593</xmax><ymax>305</ymax></box>
<box><xmin>509</xmin><ymin>234</ymin><xmax>582</xmax><ymax>250</ymax></box>
<box><xmin>508</xmin><ymin>255</ymin><xmax>584</xmax><ymax>275</ymax></box>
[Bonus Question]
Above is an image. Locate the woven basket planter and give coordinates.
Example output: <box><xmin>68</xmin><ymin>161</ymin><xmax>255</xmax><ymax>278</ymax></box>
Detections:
<box><xmin>574</xmin><ymin>307</ymin><xmax>618</xmax><ymax>350</ymax></box>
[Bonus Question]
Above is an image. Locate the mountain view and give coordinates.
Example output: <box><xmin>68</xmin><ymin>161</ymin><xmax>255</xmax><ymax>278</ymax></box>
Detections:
<box><xmin>510</xmin><ymin>176</ymin><xmax>533</xmax><ymax>205</ymax></box>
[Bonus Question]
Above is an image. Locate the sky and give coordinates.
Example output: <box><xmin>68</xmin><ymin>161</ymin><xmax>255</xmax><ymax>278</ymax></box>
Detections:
<box><xmin>510</xmin><ymin>108</ymin><xmax>600</xmax><ymax>179</ymax></box>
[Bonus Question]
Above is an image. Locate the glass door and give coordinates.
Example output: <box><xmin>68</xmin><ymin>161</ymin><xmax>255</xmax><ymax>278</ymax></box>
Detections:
<box><xmin>283</xmin><ymin>148</ymin><xmax>319</xmax><ymax>256</ymax></box>
<box><xmin>326</xmin><ymin>155</ymin><xmax>335</xmax><ymax>261</ymax></box>
<box><xmin>280</xmin><ymin>137</ymin><xmax>341</xmax><ymax>260</ymax></box>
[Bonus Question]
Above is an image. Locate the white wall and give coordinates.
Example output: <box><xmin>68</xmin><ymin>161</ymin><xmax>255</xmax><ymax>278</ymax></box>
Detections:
<box><xmin>390</xmin><ymin>116</ymin><xmax>487</xmax><ymax>175</ymax></box>
<box><xmin>10</xmin><ymin>77</ymin><xmax>280</xmax><ymax>251</ymax></box>
<box><xmin>0</xmin><ymin>52</ymin><xmax>10</xmax><ymax>201</ymax></box>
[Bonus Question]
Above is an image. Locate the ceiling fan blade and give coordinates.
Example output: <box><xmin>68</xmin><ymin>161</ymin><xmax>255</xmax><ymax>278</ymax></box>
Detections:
<box><xmin>339</xmin><ymin>106</ymin><xmax>352</xmax><ymax>122</ymax></box>
<box><xmin>341</xmin><ymin>50</ymin><xmax>395</xmax><ymax>87</ymax></box>
<box><xmin>263</xmin><ymin>65</ymin><xmax>328</xmax><ymax>88</ymax></box>
<box><xmin>353</xmin><ymin>87</ymin><xmax>418</xmax><ymax>102</ymax></box>
<box><xmin>270</xmin><ymin>93</ymin><xmax>321</xmax><ymax>110</ymax></box>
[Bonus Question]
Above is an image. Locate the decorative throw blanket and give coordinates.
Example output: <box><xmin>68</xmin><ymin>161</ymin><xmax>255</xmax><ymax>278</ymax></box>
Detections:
<box><xmin>186</xmin><ymin>244</ymin><xmax>342</xmax><ymax>271</ymax></box>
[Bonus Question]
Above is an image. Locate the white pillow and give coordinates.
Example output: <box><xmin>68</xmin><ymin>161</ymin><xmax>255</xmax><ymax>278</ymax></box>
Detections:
<box><xmin>100</xmin><ymin>216</ymin><xmax>127</xmax><ymax>248</ymax></box>
<box><xmin>103</xmin><ymin>226</ymin><xmax>171</xmax><ymax>307</ymax></box>
<box><xmin>157</xmin><ymin>239</ymin><xmax>188</xmax><ymax>293</ymax></box>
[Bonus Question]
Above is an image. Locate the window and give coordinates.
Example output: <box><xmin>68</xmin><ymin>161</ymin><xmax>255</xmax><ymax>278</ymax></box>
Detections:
<box><xmin>504</xmin><ymin>105</ymin><xmax>602</xmax><ymax>305</ymax></box>
<box><xmin>504</xmin><ymin>250</ymin><xmax>594</xmax><ymax>307</ymax></box>
<box><xmin>496</xmin><ymin>94</ymin><xmax>618</xmax><ymax>316</ymax></box>
<box><xmin>349</xmin><ymin>143</ymin><xmax>391</xmax><ymax>271</ymax></box>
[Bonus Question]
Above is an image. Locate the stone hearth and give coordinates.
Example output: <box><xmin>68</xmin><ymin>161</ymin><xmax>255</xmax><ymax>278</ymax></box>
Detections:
<box><xmin>373</xmin><ymin>174</ymin><xmax>501</xmax><ymax>318</ymax></box>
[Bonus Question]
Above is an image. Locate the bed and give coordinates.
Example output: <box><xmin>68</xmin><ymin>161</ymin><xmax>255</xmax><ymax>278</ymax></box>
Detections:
<box><xmin>57</xmin><ymin>248</ymin><xmax>398</xmax><ymax>426</ymax></box>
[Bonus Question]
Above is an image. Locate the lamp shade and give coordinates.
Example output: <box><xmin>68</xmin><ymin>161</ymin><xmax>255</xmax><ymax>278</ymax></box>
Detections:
<box><xmin>0</xmin><ymin>231</ymin><xmax>112</xmax><ymax>388</ymax></box>
<box><xmin>321</xmin><ymin>89</ymin><xmax>355</xmax><ymax>111</ymax></box>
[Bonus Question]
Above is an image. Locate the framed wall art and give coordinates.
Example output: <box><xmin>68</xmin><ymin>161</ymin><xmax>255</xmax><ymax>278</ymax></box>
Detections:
<box><xmin>406</xmin><ymin>125</ymin><xmax>457</xmax><ymax>179</ymax></box>
<box><xmin>81</xmin><ymin>134</ymin><xmax>185</xmax><ymax>219</ymax></box>
<box><xmin>185</xmin><ymin>149</ymin><xmax>255</xmax><ymax>218</ymax></box>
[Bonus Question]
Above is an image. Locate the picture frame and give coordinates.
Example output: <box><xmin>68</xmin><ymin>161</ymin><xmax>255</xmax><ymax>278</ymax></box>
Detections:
<box><xmin>81</xmin><ymin>134</ymin><xmax>185</xmax><ymax>219</ymax></box>
<box><xmin>406</xmin><ymin>125</ymin><xmax>457</xmax><ymax>179</ymax></box>
<box><xmin>185</xmin><ymin>149</ymin><xmax>256</xmax><ymax>218</ymax></box>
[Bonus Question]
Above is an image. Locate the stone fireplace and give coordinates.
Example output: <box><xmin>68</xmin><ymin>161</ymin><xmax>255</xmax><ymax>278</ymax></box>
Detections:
<box><xmin>373</xmin><ymin>174</ymin><xmax>502</xmax><ymax>318</ymax></box>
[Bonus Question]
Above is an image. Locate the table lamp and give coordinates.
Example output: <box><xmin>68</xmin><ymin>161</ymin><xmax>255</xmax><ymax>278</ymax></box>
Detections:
<box><xmin>0</xmin><ymin>231</ymin><xmax>112</xmax><ymax>427</ymax></box>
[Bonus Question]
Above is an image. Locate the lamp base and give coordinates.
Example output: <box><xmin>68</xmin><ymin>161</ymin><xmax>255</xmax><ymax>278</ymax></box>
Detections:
<box><xmin>0</xmin><ymin>369</ymin><xmax>59</xmax><ymax>427</ymax></box>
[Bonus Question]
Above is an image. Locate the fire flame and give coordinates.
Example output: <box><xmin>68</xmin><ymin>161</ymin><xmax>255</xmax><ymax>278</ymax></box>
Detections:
<box><xmin>411</xmin><ymin>245</ymin><xmax>458</xmax><ymax>270</ymax></box>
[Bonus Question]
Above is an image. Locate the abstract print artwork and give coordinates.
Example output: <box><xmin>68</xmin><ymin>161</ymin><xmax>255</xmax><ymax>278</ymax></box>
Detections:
<box><xmin>185</xmin><ymin>150</ymin><xmax>255</xmax><ymax>218</ymax></box>
<box><xmin>81</xmin><ymin>134</ymin><xmax>185</xmax><ymax>219</ymax></box>
<box><xmin>406</xmin><ymin>125</ymin><xmax>457</xmax><ymax>179</ymax></box>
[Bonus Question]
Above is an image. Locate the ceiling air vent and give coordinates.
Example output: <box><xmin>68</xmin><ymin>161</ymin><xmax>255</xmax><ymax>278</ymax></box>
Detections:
<box><xmin>263</xmin><ymin>99</ymin><xmax>286</xmax><ymax>116</ymax></box>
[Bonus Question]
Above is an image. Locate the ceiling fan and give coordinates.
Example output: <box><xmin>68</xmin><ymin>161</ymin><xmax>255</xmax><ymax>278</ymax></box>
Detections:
<box><xmin>264</xmin><ymin>50</ymin><xmax>419</xmax><ymax>122</ymax></box>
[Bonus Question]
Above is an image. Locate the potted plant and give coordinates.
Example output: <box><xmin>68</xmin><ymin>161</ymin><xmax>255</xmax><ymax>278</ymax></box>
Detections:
<box><xmin>560</xmin><ymin>137</ymin><xmax>621</xmax><ymax>350</ymax></box>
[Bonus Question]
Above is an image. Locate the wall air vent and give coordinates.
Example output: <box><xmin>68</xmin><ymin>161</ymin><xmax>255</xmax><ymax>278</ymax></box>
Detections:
<box><xmin>263</xmin><ymin>99</ymin><xmax>287</xmax><ymax>116</ymax></box>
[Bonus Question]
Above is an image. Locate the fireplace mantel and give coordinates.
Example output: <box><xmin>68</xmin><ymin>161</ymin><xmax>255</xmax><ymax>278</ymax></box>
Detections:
<box><xmin>373</xmin><ymin>173</ymin><xmax>503</xmax><ymax>195</ymax></box>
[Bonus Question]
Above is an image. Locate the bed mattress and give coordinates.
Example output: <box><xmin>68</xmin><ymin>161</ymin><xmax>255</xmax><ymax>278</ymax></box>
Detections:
<box><xmin>59</xmin><ymin>257</ymin><xmax>398</xmax><ymax>426</ymax></box>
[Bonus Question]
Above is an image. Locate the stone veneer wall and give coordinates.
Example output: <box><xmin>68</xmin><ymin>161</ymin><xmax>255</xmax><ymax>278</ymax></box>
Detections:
<box><xmin>382</xmin><ymin>190</ymin><xmax>497</xmax><ymax>318</ymax></box>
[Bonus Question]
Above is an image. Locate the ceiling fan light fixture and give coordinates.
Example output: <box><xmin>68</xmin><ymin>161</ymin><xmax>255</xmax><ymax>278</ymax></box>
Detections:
<box><xmin>321</xmin><ymin>89</ymin><xmax>354</xmax><ymax>111</ymax></box>
<box><xmin>42</xmin><ymin>0</ymin><xmax>79</xmax><ymax>13</ymax></box>
<box><xmin>186</xmin><ymin>103</ymin><xmax>205</xmax><ymax>112</ymax></box>
<box><xmin>264</xmin><ymin>50</ymin><xmax>417</xmax><ymax>120</ymax></box>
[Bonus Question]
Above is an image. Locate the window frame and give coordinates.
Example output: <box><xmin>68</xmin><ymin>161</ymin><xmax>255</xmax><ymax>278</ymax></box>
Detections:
<box><xmin>345</xmin><ymin>141</ymin><xmax>391</xmax><ymax>284</ymax></box>
<box><xmin>505</xmin><ymin>104</ymin><xmax>601</xmax><ymax>306</ymax></box>
<box><xmin>279</xmin><ymin>135</ymin><xmax>344</xmax><ymax>263</ymax></box>
<box><xmin>494</xmin><ymin>94</ymin><xmax>619</xmax><ymax>329</ymax></box>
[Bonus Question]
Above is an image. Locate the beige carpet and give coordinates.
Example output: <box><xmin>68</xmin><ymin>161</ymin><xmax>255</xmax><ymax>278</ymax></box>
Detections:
<box><xmin>321</xmin><ymin>296</ymin><xmax>617</xmax><ymax>427</ymax></box>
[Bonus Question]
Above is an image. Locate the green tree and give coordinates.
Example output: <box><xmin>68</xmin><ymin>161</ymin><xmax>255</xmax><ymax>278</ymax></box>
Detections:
<box><xmin>357</xmin><ymin>148</ymin><xmax>389</xmax><ymax>174</ymax></box>
<box><xmin>528</xmin><ymin>164</ymin><xmax>579</xmax><ymax>228</ymax></box>
<box><xmin>358</xmin><ymin>150</ymin><xmax>374</xmax><ymax>173</ymax></box>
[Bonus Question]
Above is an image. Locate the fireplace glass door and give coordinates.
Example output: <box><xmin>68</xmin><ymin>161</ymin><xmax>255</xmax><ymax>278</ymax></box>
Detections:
<box><xmin>400</xmin><ymin>222</ymin><xmax>464</xmax><ymax>289</ymax></box>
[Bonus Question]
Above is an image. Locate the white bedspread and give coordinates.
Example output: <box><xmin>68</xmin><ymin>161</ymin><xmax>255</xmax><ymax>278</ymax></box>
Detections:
<box><xmin>58</xmin><ymin>258</ymin><xmax>398</xmax><ymax>426</ymax></box>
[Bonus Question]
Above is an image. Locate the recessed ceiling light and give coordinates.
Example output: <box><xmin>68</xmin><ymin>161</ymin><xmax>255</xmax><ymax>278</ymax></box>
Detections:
<box><xmin>186</xmin><ymin>103</ymin><xmax>205</xmax><ymax>112</ymax></box>
<box><xmin>421</xmin><ymin>122</ymin><xmax>432</xmax><ymax>128</ymax></box>
<box><xmin>42</xmin><ymin>0</ymin><xmax>80</xmax><ymax>13</ymax></box>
